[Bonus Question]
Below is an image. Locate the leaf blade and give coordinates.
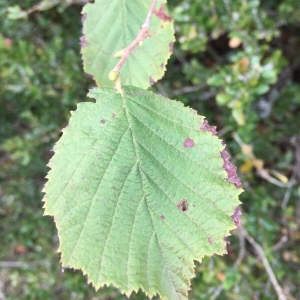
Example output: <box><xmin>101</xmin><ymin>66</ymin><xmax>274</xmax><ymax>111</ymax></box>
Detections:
<box><xmin>43</xmin><ymin>86</ymin><xmax>242</xmax><ymax>299</ymax></box>
<box><xmin>81</xmin><ymin>0</ymin><xmax>175</xmax><ymax>89</ymax></box>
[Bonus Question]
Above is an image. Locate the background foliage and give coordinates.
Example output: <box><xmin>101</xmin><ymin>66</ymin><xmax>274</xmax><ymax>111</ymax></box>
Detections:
<box><xmin>1</xmin><ymin>0</ymin><xmax>300</xmax><ymax>299</ymax></box>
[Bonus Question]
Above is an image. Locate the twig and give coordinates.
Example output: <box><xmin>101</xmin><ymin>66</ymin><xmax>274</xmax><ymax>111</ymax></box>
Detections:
<box><xmin>281</xmin><ymin>169</ymin><xmax>298</xmax><ymax>208</ymax></box>
<box><xmin>240</xmin><ymin>226</ymin><xmax>287</xmax><ymax>300</ymax></box>
<box><xmin>272</xmin><ymin>235</ymin><xmax>288</xmax><ymax>252</ymax></box>
<box><xmin>282</xmin><ymin>135</ymin><xmax>300</xmax><ymax>208</ymax></box>
<box><xmin>0</xmin><ymin>279</ymin><xmax>4</xmax><ymax>300</ymax></box>
<box><xmin>210</xmin><ymin>284</ymin><xmax>223</xmax><ymax>300</ymax></box>
<box><xmin>111</xmin><ymin>0</ymin><xmax>157</xmax><ymax>75</ymax></box>
<box><xmin>172</xmin><ymin>85</ymin><xmax>202</xmax><ymax>95</ymax></box>
<box><xmin>234</xmin><ymin>225</ymin><xmax>246</xmax><ymax>267</ymax></box>
<box><xmin>0</xmin><ymin>261</ymin><xmax>50</xmax><ymax>268</ymax></box>
<box><xmin>257</xmin><ymin>169</ymin><xmax>290</xmax><ymax>188</ymax></box>
<box><xmin>233</xmin><ymin>133</ymin><xmax>293</xmax><ymax>188</ymax></box>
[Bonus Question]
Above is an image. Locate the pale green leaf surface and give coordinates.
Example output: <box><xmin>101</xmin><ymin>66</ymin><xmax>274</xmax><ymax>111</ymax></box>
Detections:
<box><xmin>81</xmin><ymin>0</ymin><xmax>175</xmax><ymax>89</ymax></box>
<box><xmin>43</xmin><ymin>86</ymin><xmax>242</xmax><ymax>299</ymax></box>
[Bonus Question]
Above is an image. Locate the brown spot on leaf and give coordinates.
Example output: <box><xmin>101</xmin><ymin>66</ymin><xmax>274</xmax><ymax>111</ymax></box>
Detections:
<box><xmin>160</xmin><ymin>215</ymin><xmax>165</xmax><ymax>220</ymax></box>
<box><xmin>149</xmin><ymin>75</ymin><xmax>155</xmax><ymax>86</ymax></box>
<box><xmin>221</xmin><ymin>150</ymin><xmax>243</xmax><ymax>188</ymax></box>
<box><xmin>112</xmin><ymin>113</ymin><xmax>116</xmax><ymax>118</ymax></box>
<box><xmin>184</xmin><ymin>138</ymin><xmax>195</xmax><ymax>148</ymax></box>
<box><xmin>100</xmin><ymin>119</ymin><xmax>106</xmax><ymax>124</ymax></box>
<box><xmin>231</xmin><ymin>206</ymin><xmax>242</xmax><ymax>226</ymax></box>
<box><xmin>154</xmin><ymin>5</ymin><xmax>172</xmax><ymax>22</ymax></box>
<box><xmin>177</xmin><ymin>199</ymin><xmax>188</xmax><ymax>212</ymax></box>
<box><xmin>208</xmin><ymin>237</ymin><xmax>213</xmax><ymax>244</ymax></box>
<box><xmin>80</xmin><ymin>36</ymin><xmax>88</xmax><ymax>47</ymax></box>
<box><xmin>169</xmin><ymin>42</ymin><xmax>174</xmax><ymax>52</ymax></box>
<box><xmin>200</xmin><ymin>120</ymin><xmax>217</xmax><ymax>135</ymax></box>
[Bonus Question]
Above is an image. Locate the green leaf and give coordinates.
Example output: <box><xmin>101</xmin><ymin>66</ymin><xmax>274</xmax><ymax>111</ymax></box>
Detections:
<box><xmin>207</xmin><ymin>74</ymin><xmax>224</xmax><ymax>86</ymax></box>
<box><xmin>43</xmin><ymin>86</ymin><xmax>242</xmax><ymax>299</ymax></box>
<box><xmin>216</xmin><ymin>93</ymin><xmax>232</xmax><ymax>105</ymax></box>
<box><xmin>252</xmin><ymin>84</ymin><xmax>270</xmax><ymax>95</ymax></box>
<box><xmin>7</xmin><ymin>5</ymin><xmax>28</xmax><ymax>20</ymax></box>
<box><xmin>81</xmin><ymin>0</ymin><xmax>175</xmax><ymax>89</ymax></box>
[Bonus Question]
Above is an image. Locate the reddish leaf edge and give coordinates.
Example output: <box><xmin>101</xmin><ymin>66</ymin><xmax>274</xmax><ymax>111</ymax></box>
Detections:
<box><xmin>200</xmin><ymin>118</ymin><xmax>243</xmax><ymax>227</ymax></box>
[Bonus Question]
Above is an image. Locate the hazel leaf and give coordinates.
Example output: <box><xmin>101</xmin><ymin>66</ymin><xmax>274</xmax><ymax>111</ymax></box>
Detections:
<box><xmin>43</xmin><ymin>86</ymin><xmax>242</xmax><ymax>300</ymax></box>
<box><xmin>81</xmin><ymin>0</ymin><xmax>175</xmax><ymax>89</ymax></box>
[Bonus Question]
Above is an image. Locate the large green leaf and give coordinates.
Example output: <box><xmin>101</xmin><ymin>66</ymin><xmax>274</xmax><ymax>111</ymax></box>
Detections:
<box><xmin>81</xmin><ymin>0</ymin><xmax>175</xmax><ymax>89</ymax></box>
<box><xmin>43</xmin><ymin>86</ymin><xmax>242</xmax><ymax>299</ymax></box>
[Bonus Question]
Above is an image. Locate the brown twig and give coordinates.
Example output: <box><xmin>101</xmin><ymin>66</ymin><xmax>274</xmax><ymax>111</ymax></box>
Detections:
<box><xmin>282</xmin><ymin>135</ymin><xmax>300</xmax><ymax>208</ymax></box>
<box><xmin>240</xmin><ymin>226</ymin><xmax>287</xmax><ymax>300</ymax></box>
<box><xmin>233</xmin><ymin>133</ymin><xmax>294</xmax><ymax>188</ymax></box>
<box><xmin>112</xmin><ymin>0</ymin><xmax>157</xmax><ymax>74</ymax></box>
<box><xmin>234</xmin><ymin>225</ymin><xmax>246</xmax><ymax>267</ymax></box>
<box><xmin>0</xmin><ymin>260</ymin><xmax>50</xmax><ymax>268</ymax></box>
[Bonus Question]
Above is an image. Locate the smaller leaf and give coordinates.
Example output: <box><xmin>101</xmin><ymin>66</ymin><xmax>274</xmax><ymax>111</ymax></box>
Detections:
<box><xmin>81</xmin><ymin>0</ymin><xmax>175</xmax><ymax>89</ymax></box>
<box><xmin>216</xmin><ymin>93</ymin><xmax>231</xmax><ymax>105</ymax></box>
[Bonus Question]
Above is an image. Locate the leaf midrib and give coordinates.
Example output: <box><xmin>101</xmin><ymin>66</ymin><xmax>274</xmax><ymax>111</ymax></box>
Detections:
<box><xmin>122</xmin><ymin>95</ymin><xmax>185</xmax><ymax>300</ymax></box>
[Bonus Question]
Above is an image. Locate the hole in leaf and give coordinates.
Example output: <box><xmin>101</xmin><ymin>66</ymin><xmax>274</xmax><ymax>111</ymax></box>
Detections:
<box><xmin>177</xmin><ymin>199</ymin><xmax>188</xmax><ymax>212</ymax></box>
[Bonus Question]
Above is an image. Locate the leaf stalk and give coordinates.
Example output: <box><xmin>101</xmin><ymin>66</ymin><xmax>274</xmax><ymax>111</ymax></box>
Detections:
<box><xmin>109</xmin><ymin>0</ymin><xmax>157</xmax><ymax>81</ymax></box>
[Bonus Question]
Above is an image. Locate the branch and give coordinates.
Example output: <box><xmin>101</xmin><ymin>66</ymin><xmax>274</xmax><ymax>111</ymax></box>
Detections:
<box><xmin>0</xmin><ymin>260</ymin><xmax>50</xmax><ymax>268</ymax></box>
<box><xmin>234</xmin><ymin>225</ymin><xmax>246</xmax><ymax>267</ymax></box>
<box><xmin>282</xmin><ymin>135</ymin><xmax>300</xmax><ymax>208</ymax></box>
<box><xmin>108</xmin><ymin>0</ymin><xmax>157</xmax><ymax>81</ymax></box>
<box><xmin>239</xmin><ymin>226</ymin><xmax>287</xmax><ymax>300</ymax></box>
